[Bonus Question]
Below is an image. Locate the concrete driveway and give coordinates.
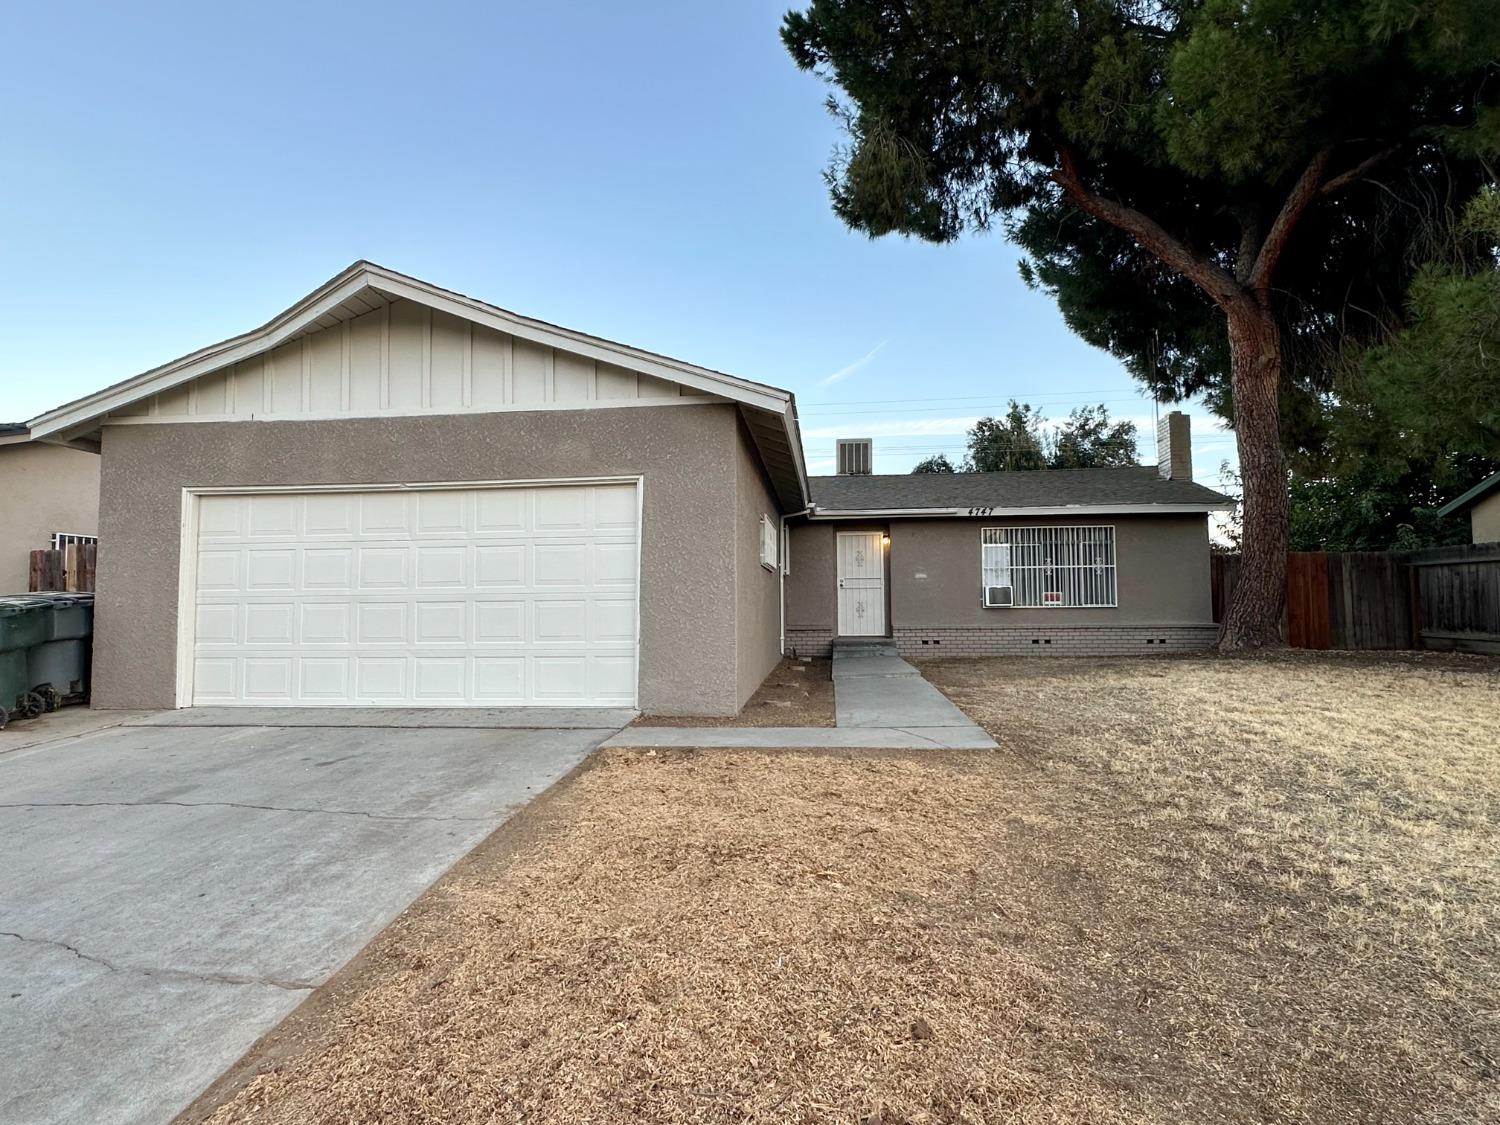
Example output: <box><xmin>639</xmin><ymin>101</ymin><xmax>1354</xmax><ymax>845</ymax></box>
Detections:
<box><xmin>0</xmin><ymin>711</ymin><xmax>623</xmax><ymax>1125</ymax></box>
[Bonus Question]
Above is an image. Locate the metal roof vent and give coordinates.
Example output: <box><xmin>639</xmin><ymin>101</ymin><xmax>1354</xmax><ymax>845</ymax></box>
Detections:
<box><xmin>836</xmin><ymin>438</ymin><xmax>874</xmax><ymax>476</ymax></box>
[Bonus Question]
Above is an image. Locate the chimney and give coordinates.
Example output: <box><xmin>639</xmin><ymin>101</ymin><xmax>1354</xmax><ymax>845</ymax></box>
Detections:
<box><xmin>1156</xmin><ymin>411</ymin><xmax>1192</xmax><ymax>481</ymax></box>
<box><xmin>836</xmin><ymin>438</ymin><xmax>874</xmax><ymax>475</ymax></box>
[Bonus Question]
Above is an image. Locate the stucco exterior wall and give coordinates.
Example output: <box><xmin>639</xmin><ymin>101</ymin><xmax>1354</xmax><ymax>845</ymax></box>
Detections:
<box><xmin>1471</xmin><ymin>492</ymin><xmax>1500</xmax><ymax>544</ymax></box>
<box><xmin>890</xmin><ymin>515</ymin><xmax>1213</xmax><ymax>626</ymax></box>
<box><xmin>733</xmin><ymin>419</ymin><xmax>783</xmax><ymax>708</ymax></box>
<box><xmin>93</xmin><ymin>405</ymin><xmax>749</xmax><ymax>715</ymax></box>
<box><xmin>783</xmin><ymin>513</ymin><xmax>1214</xmax><ymax>648</ymax></box>
<box><xmin>0</xmin><ymin>443</ymin><xmax>100</xmax><ymax>593</ymax></box>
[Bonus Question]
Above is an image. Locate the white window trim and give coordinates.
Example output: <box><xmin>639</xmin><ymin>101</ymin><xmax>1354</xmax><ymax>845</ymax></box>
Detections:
<box><xmin>980</xmin><ymin>524</ymin><xmax>1118</xmax><ymax>609</ymax></box>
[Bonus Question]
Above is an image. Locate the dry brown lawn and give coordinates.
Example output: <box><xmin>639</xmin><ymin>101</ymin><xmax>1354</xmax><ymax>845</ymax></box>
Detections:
<box><xmin>633</xmin><ymin>657</ymin><xmax>835</xmax><ymax>727</ymax></box>
<box><xmin>198</xmin><ymin>652</ymin><xmax>1499</xmax><ymax>1125</ymax></box>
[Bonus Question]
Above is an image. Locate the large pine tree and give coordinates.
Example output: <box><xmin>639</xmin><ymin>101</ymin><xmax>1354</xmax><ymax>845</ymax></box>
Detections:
<box><xmin>783</xmin><ymin>0</ymin><xmax>1498</xmax><ymax>648</ymax></box>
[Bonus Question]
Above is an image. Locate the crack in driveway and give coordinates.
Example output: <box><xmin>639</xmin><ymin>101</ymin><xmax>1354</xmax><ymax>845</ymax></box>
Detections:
<box><xmin>0</xmin><ymin>932</ymin><xmax>315</xmax><ymax>992</ymax></box>
<box><xmin>0</xmin><ymin>799</ymin><xmax>499</xmax><ymax>823</ymax></box>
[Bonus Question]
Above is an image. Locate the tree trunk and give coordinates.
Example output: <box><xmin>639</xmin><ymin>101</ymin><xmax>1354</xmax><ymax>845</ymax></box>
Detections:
<box><xmin>1219</xmin><ymin>300</ymin><xmax>1288</xmax><ymax>650</ymax></box>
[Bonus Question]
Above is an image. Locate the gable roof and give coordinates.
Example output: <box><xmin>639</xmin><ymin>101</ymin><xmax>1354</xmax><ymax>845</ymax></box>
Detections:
<box><xmin>809</xmin><ymin>466</ymin><xmax>1233</xmax><ymax>516</ymax></box>
<box><xmin>1437</xmin><ymin>469</ymin><xmax>1500</xmax><ymax>518</ymax></box>
<box><xmin>26</xmin><ymin>261</ymin><xmax>809</xmax><ymax>507</ymax></box>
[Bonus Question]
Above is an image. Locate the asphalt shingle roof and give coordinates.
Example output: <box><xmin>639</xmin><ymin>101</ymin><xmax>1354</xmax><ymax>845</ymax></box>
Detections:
<box><xmin>809</xmin><ymin>466</ymin><xmax>1231</xmax><ymax>512</ymax></box>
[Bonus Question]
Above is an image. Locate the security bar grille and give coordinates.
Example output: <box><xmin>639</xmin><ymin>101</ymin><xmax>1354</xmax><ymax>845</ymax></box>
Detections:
<box><xmin>981</xmin><ymin>525</ymin><xmax>1117</xmax><ymax>608</ymax></box>
<box><xmin>51</xmin><ymin>532</ymin><xmax>98</xmax><ymax>551</ymax></box>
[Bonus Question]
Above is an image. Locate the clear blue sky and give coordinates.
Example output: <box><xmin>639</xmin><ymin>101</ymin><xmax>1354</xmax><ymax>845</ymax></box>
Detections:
<box><xmin>0</xmin><ymin>0</ymin><xmax>1235</xmax><ymax>486</ymax></box>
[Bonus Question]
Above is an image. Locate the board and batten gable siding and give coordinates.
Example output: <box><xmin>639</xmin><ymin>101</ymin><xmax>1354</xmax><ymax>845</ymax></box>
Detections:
<box><xmin>105</xmin><ymin>299</ymin><xmax>711</xmax><ymax>423</ymax></box>
<box><xmin>90</xmin><ymin>405</ymin><xmax>748</xmax><ymax>716</ymax></box>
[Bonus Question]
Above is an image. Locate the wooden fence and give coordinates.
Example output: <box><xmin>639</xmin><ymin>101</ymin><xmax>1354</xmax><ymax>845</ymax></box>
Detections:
<box><xmin>1408</xmin><ymin>543</ymin><xmax>1500</xmax><ymax>654</ymax></box>
<box><xmin>1211</xmin><ymin>546</ymin><xmax>1500</xmax><ymax>653</ymax></box>
<box><xmin>28</xmin><ymin>542</ymin><xmax>97</xmax><ymax>593</ymax></box>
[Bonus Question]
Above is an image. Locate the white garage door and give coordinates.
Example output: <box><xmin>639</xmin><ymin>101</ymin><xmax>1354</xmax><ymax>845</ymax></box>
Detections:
<box><xmin>189</xmin><ymin>483</ymin><xmax>639</xmax><ymax>707</ymax></box>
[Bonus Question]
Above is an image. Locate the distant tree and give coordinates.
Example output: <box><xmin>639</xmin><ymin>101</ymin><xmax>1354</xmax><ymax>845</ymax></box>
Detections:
<box><xmin>963</xmin><ymin>401</ymin><xmax>1140</xmax><ymax>471</ymax></box>
<box><xmin>1047</xmin><ymin>405</ymin><xmax>1139</xmax><ymax>469</ymax></box>
<box><xmin>783</xmin><ymin>0</ymin><xmax>1500</xmax><ymax>649</ymax></box>
<box><xmin>1290</xmin><ymin>190</ymin><xmax>1500</xmax><ymax>548</ymax></box>
<box><xmin>911</xmin><ymin>453</ymin><xmax>956</xmax><ymax>474</ymax></box>
<box><xmin>967</xmin><ymin>402</ymin><xmax>1047</xmax><ymax>472</ymax></box>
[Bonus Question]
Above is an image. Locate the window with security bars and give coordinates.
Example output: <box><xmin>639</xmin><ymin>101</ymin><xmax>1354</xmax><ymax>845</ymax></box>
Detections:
<box><xmin>981</xmin><ymin>525</ymin><xmax>1117</xmax><ymax>608</ymax></box>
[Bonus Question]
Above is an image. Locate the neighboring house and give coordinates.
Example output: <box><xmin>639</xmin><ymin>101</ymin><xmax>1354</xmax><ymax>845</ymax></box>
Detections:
<box><xmin>0</xmin><ymin>425</ymin><xmax>100</xmax><ymax>593</ymax></box>
<box><xmin>25</xmin><ymin>262</ymin><xmax>1229</xmax><ymax>716</ymax></box>
<box><xmin>783</xmin><ymin>413</ymin><xmax>1231</xmax><ymax>657</ymax></box>
<box><xmin>1437</xmin><ymin>470</ymin><xmax>1500</xmax><ymax>544</ymax></box>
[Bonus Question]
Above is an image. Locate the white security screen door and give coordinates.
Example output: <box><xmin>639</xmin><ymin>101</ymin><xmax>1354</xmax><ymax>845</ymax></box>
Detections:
<box><xmin>189</xmin><ymin>483</ymin><xmax>638</xmax><ymax>706</ymax></box>
<box><xmin>836</xmin><ymin>531</ymin><xmax>886</xmax><ymax>637</ymax></box>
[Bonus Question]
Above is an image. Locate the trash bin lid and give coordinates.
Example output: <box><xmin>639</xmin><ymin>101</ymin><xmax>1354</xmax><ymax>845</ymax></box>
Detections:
<box><xmin>0</xmin><ymin>595</ymin><xmax>52</xmax><ymax>612</ymax></box>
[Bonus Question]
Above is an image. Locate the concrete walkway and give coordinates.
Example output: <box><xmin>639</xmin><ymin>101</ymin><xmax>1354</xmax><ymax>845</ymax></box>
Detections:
<box><xmin>607</xmin><ymin>642</ymin><xmax>996</xmax><ymax>750</ymax></box>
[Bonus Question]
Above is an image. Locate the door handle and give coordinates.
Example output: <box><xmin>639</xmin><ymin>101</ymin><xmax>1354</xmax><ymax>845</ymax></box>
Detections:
<box><xmin>838</xmin><ymin>578</ymin><xmax>845</xmax><ymax>588</ymax></box>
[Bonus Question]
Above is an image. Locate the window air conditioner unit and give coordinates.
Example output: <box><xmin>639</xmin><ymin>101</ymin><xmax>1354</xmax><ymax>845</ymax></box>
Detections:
<box><xmin>983</xmin><ymin>585</ymin><xmax>1013</xmax><ymax>608</ymax></box>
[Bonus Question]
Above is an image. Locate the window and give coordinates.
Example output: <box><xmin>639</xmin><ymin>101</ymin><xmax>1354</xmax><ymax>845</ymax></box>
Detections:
<box><xmin>760</xmin><ymin>515</ymin><xmax>779</xmax><ymax>571</ymax></box>
<box><xmin>51</xmin><ymin>532</ymin><xmax>98</xmax><ymax>551</ymax></box>
<box><xmin>981</xmin><ymin>525</ymin><xmax>1117</xmax><ymax>608</ymax></box>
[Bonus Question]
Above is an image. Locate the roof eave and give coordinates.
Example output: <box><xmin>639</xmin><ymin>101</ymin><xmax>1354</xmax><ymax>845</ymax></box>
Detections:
<box><xmin>1437</xmin><ymin>470</ymin><xmax>1500</xmax><ymax>517</ymax></box>
<box><xmin>807</xmin><ymin>502</ymin><xmax>1234</xmax><ymax>519</ymax></box>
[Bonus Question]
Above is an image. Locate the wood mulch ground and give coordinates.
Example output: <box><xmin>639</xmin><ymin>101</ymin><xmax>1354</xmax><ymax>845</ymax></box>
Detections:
<box><xmin>190</xmin><ymin>651</ymin><xmax>1499</xmax><ymax>1125</ymax></box>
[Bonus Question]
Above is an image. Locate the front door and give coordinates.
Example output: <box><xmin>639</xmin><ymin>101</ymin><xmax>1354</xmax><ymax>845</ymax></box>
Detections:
<box><xmin>836</xmin><ymin>531</ymin><xmax>886</xmax><ymax>636</ymax></box>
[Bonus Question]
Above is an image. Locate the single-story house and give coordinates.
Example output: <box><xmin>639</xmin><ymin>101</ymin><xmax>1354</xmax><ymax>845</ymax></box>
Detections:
<box><xmin>0</xmin><ymin>425</ymin><xmax>100</xmax><ymax>594</ymax></box>
<box><xmin>26</xmin><ymin>262</ymin><xmax>1230</xmax><ymax>716</ymax></box>
<box><xmin>1437</xmin><ymin>470</ymin><xmax>1500</xmax><ymax>544</ymax></box>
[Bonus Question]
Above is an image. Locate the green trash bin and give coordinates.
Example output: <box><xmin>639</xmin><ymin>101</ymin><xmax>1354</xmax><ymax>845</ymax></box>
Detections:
<box><xmin>28</xmin><ymin>639</ymin><xmax>90</xmax><ymax>708</ymax></box>
<box><xmin>0</xmin><ymin>597</ymin><xmax>49</xmax><ymax>654</ymax></box>
<box><xmin>29</xmin><ymin>592</ymin><xmax>94</xmax><ymax>641</ymax></box>
<box><xmin>0</xmin><ymin>649</ymin><xmax>30</xmax><ymax>727</ymax></box>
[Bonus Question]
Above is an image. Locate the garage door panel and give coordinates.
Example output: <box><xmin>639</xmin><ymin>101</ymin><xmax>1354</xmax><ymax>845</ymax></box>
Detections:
<box><xmin>474</xmin><ymin>658</ymin><xmax>526</xmax><ymax>702</ymax></box>
<box><xmin>415</xmin><ymin>602</ymin><xmax>467</xmax><ymax>644</ymax></box>
<box><xmin>359</xmin><ymin>493</ymin><xmax>410</xmax><ymax>536</ymax></box>
<box><xmin>535</xmin><ymin>601</ymin><xmax>587</xmax><ymax>644</ymax></box>
<box><xmin>192</xmin><ymin>484</ymin><xmax>638</xmax><ymax>706</ymax></box>
<box><xmin>245</xmin><ymin>550</ymin><xmax>296</xmax><ymax>591</ymax></box>
<box><xmin>417</xmin><ymin>491</ymin><xmax>469</xmax><ymax>534</ymax></box>
<box><xmin>193</xmin><ymin>658</ymin><xmax>238</xmax><ymax>700</ymax></box>
<box><xmin>415</xmin><ymin>546</ymin><xmax>467</xmax><ymax>589</ymax></box>
<box><xmin>303</xmin><ymin>494</ymin><xmax>357</xmax><ymax>537</ymax></box>
<box><xmin>300</xmin><ymin>603</ymin><xmax>352</xmax><ymax>644</ymax></box>
<box><xmin>195</xmin><ymin>604</ymin><xmax>239</xmax><ymax>646</ymax></box>
<box><xmin>244</xmin><ymin>604</ymin><xmax>295</xmax><ymax>644</ymax></box>
<box><xmin>475</xmin><ymin>545</ymin><xmax>526</xmax><ymax>588</ymax></box>
<box><xmin>196</xmin><ymin>551</ymin><xmax>240</xmax><ymax>591</ymax></box>
<box><xmin>533</xmin><ymin>543</ymin><xmax>588</xmax><ymax>587</ymax></box>
<box><xmin>476</xmin><ymin>490</ymin><xmax>527</xmax><ymax>534</ymax></box>
<box><xmin>358</xmin><ymin>548</ymin><xmax>409</xmax><ymax>590</ymax></box>
<box><xmin>248</xmin><ymin>495</ymin><xmax>299</xmax><ymax>538</ymax></box>
<box><xmin>355</xmin><ymin>657</ymin><xmax>408</xmax><ymax>699</ymax></box>
<box><xmin>303</xmin><ymin>548</ymin><xmax>354</xmax><ymax>590</ymax></box>
<box><xmin>475</xmin><ymin>602</ymin><xmax>526</xmax><ymax>643</ymax></box>
<box><xmin>534</xmin><ymin>487</ymin><xmax>589</xmax><ymax>531</ymax></box>
<box><xmin>300</xmin><ymin>658</ymin><xmax>351</xmax><ymax>699</ymax></box>
<box><xmin>593</xmin><ymin>542</ymin><xmax>637</xmax><ymax>586</ymax></box>
<box><xmin>243</xmin><ymin>658</ymin><xmax>294</xmax><ymax>700</ymax></box>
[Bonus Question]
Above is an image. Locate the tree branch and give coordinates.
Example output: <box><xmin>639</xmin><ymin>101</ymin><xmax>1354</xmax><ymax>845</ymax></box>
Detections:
<box><xmin>1319</xmin><ymin>146</ymin><xmax>1399</xmax><ymax>197</ymax></box>
<box><xmin>1051</xmin><ymin>144</ymin><xmax>1243</xmax><ymax>311</ymax></box>
<box><xmin>1248</xmin><ymin>149</ymin><xmax>1332</xmax><ymax>297</ymax></box>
